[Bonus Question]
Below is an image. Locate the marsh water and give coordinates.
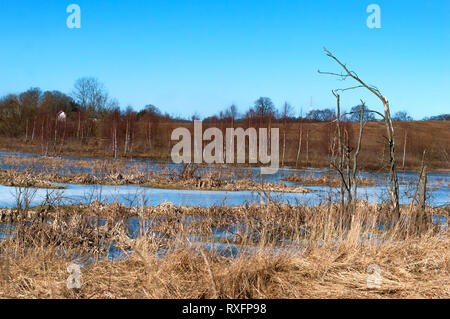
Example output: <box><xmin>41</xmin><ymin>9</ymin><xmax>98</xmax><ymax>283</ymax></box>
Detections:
<box><xmin>0</xmin><ymin>151</ymin><xmax>448</xmax><ymax>208</ymax></box>
<box><xmin>0</xmin><ymin>151</ymin><xmax>448</xmax><ymax>260</ymax></box>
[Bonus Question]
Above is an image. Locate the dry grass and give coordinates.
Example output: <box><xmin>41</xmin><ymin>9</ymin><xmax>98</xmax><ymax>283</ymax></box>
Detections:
<box><xmin>1</xmin><ymin>120</ymin><xmax>449</xmax><ymax>170</ymax></box>
<box><xmin>0</xmin><ymin>201</ymin><xmax>448</xmax><ymax>299</ymax></box>
<box><xmin>0</xmin><ymin>169</ymin><xmax>65</xmax><ymax>189</ymax></box>
<box><xmin>282</xmin><ymin>174</ymin><xmax>375</xmax><ymax>187</ymax></box>
<box><xmin>1</xmin><ymin>231</ymin><xmax>448</xmax><ymax>299</ymax></box>
<box><xmin>0</xmin><ymin>159</ymin><xmax>310</xmax><ymax>192</ymax></box>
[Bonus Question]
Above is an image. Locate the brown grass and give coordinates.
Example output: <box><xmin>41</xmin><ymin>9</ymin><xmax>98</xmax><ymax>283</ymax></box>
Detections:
<box><xmin>0</xmin><ymin>120</ymin><xmax>448</xmax><ymax>170</ymax></box>
<box><xmin>0</xmin><ymin>169</ymin><xmax>65</xmax><ymax>189</ymax></box>
<box><xmin>0</xmin><ymin>159</ymin><xmax>310</xmax><ymax>192</ymax></box>
<box><xmin>282</xmin><ymin>174</ymin><xmax>375</xmax><ymax>187</ymax></box>
<box><xmin>0</xmin><ymin>201</ymin><xmax>448</xmax><ymax>299</ymax></box>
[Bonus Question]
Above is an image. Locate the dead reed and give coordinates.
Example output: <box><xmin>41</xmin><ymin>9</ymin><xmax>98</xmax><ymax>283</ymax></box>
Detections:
<box><xmin>0</xmin><ymin>200</ymin><xmax>448</xmax><ymax>299</ymax></box>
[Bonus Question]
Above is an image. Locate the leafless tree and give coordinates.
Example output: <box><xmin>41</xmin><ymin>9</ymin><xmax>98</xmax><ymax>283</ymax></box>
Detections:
<box><xmin>295</xmin><ymin>108</ymin><xmax>303</xmax><ymax>168</ymax></box>
<box><xmin>402</xmin><ymin>129</ymin><xmax>408</xmax><ymax>169</ymax></box>
<box><xmin>19</xmin><ymin>88</ymin><xmax>41</xmax><ymax>141</ymax></box>
<box><xmin>72</xmin><ymin>77</ymin><xmax>109</xmax><ymax>140</ymax></box>
<box><xmin>123</xmin><ymin>106</ymin><xmax>136</xmax><ymax>157</ymax></box>
<box><xmin>107</xmin><ymin>109</ymin><xmax>120</xmax><ymax>159</ymax></box>
<box><xmin>331</xmin><ymin>91</ymin><xmax>368</xmax><ymax>212</ymax></box>
<box><xmin>73</xmin><ymin>77</ymin><xmax>108</xmax><ymax>113</ymax></box>
<box><xmin>319</xmin><ymin>48</ymin><xmax>400</xmax><ymax>219</ymax></box>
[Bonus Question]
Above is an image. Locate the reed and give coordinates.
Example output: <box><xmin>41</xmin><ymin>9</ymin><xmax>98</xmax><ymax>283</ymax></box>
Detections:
<box><xmin>0</xmin><ymin>200</ymin><xmax>448</xmax><ymax>299</ymax></box>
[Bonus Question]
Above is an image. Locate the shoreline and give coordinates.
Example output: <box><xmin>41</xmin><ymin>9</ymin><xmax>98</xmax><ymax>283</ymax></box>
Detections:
<box><xmin>1</xmin><ymin>147</ymin><xmax>449</xmax><ymax>174</ymax></box>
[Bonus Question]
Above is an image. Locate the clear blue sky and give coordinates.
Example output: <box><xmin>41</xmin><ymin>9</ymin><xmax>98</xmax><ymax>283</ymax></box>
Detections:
<box><xmin>0</xmin><ymin>0</ymin><xmax>449</xmax><ymax>119</ymax></box>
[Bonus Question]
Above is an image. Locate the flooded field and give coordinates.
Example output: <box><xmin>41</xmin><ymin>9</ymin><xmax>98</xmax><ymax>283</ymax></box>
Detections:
<box><xmin>0</xmin><ymin>151</ymin><xmax>448</xmax><ymax>299</ymax></box>
<box><xmin>0</xmin><ymin>151</ymin><xmax>448</xmax><ymax>208</ymax></box>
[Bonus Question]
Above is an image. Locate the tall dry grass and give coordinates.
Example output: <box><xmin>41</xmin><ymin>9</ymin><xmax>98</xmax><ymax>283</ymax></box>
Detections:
<box><xmin>1</xmin><ymin>120</ymin><xmax>448</xmax><ymax>170</ymax></box>
<box><xmin>0</xmin><ymin>201</ymin><xmax>448</xmax><ymax>299</ymax></box>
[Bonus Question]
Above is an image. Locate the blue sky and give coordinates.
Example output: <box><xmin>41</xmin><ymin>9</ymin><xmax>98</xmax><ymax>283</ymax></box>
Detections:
<box><xmin>0</xmin><ymin>0</ymin><xmax>449</xmax><ymax>119</ymax></box>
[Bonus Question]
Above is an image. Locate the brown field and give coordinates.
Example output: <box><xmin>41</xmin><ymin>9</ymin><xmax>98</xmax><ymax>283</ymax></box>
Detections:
<box><xmin>0</xmin><ymin>120</ymin><xmax>448</xmax><ymax>171</ymax></box>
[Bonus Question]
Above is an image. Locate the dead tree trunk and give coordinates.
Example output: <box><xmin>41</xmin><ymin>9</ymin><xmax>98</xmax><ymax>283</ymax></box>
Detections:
<box><xmin>345</xmin><ymin>130</ymin><xmax>352</xmax><ymax>203</ymax></box>
<box><xmin>124</xmin><ymin>119</ymin><xmax>130</xmax><ymax>156</ymax></box>
<box><xmin>333</xmin><ymin>93</ymin><xmax>353</xmax><ymax>210</ymax></box>
<box><xmin>334</xmin><ymin>92</ymin><xmax>346</xmax><ymax>210</ymax></box>
<box><xmin>58</xmin><ymin>120</ymin><xmax>66</xmax><ymax>154</ymax></box>
<box><xmin>351</xmin><ymin>105</ymin><xmax>366</xmax><ymax>205</ymax></box>
<box><xmin>31</xmin><ymin>119</ymin><xmax>36</xmax><ymax>141</ymax></box>
<box><xmin>282</xmin><ymin>123</ymin><xmax>286</xmax><ymax>167</ymax></box>
<box><xmin>113</xmin><ymin>127</ymin><xmax>118</xmax><ymax>159</ymax></box>
<box><xmin>419</xmin><ymin>165</ymin><xmax>427</xmax><ymax>210</ymax></box>
<box><xmin>306</xmin><ymin>129</ymin><xmax>309</xmax><ymax>167</ymax></box>
<box><xmin>319</xmin><ymin>48</ymin><xmax>400</xmax><ymax>219</ymax></box>
<box><xmin>383</xmin><ymin>99</ymin><xmax>400</xmax><ymax>218</ymax></box>
<box><xmin>53</xmin><ymin>116</ymin><xmax>58</xmax><ymax>153</ymax></box>
<box><xmin>402</xmin><ymin>130</ymin><xmax>407</xmax><ymax>169</ymax></box>
<box><xmin>408</xmin><ymin>155</ymin><xmax>429</xmax><ymax>235</ymax></box>
<box><xmin>25</xmin><ymin>120</ymin><xmax>29</xmax><ymax>141</ymax></box>
<box><xmin>147</xmin><ymin>120</ymin><xmax>152</xmax><ymax>150</ymax></box>
<box><xmin>77</xmin><ymin>111</ymin><xmax>81</xmax><ymax>140</ymax></box>
<box><xmin>295</xmin><ymin>125</ymin><xmax>302</xmax><ymax>168</ymax></box>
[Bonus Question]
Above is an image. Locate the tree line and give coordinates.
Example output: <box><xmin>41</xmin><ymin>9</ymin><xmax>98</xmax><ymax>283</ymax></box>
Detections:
<box><xmin>0</xmin><ymin>77</ymin><xmax>447</xmax><ymax>159</ymax></box>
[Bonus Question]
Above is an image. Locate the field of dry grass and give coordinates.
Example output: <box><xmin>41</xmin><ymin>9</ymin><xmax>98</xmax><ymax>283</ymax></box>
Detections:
<box><xmin>2</xmin><ymin>235</ymin><xmax>448</xmax><ymax>299</ymax></box>
<box><xmin>0</xmin><ymin>120</ymin><xmax>448</xmax><ymax>171</ymax></box>
<box><xmin>0</xmin><ymin>202</ymin><xmax>448</xmax><ymax>299</ymax></box>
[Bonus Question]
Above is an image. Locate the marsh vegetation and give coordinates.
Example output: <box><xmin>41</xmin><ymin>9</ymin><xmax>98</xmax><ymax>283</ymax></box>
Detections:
<box><xmin>0</xmin><ymin>49</ymin><xmax>448</xmax><ymax>299</ymax></box>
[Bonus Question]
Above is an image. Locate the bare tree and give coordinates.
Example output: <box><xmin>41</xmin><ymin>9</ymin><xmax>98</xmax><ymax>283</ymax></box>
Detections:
<box><xmin>402</xmin><ymin>129</ymin><xmax>408</xmax><ymax>169</ymax></box>
<box><xmin>19</xmin><ymin>88</ymin><xmax>41</xmax><ymax>141</ymax></box>
<box><xmin>295</xmin><ymin>108</ymin><xmax>303</xmax><ymax>168</ymax></box>
<box><xmin>319</xmin><ymin>48</ymin><xmax>400</xmax><ymax>219</ymax></box>
<box><xmin>73</xmin><ymin>77</ymin><xmax>108</xmax><ymax>113</ymax></box>
<box><xmin>392</xmin><ymin>111</ymin><xmax>413</xmax><ymax>121</ymax></box>
<box><xmin>106</xmin><ymin>108</ymin><xmax>121</xmax><ymax>159</ymax></box>
<box><xmin>143</xmin><ymin>104</ymin><xmax>161</xmax><ymax>151</ymax></box>
<box><xmin>331</xmin><ymin>91</ymin><xmax>368</xmax><ymax>211</ymax></box>
<box><xmin>123</xmin><ymin>106</ymin><xmax>136</xmax><ymax>157</ymax></box>
<box><xmin>253</xmin><ymin>97</ymin><xmax>276</xmax><ymax>127</ymax></box>
<box><xmin>229</xmin><ymin>104</ymin><xmax>238</xmax><ymax>128</ymax></box>
<box><xmin>72</xmin><ymin>77</ymin><xmax>109</xmax><ymax>140</ymax></box>
<box><xmin>332</xmin><ymin>92</ymin><xmax>345</xmax><ymax>209</ymax></box>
